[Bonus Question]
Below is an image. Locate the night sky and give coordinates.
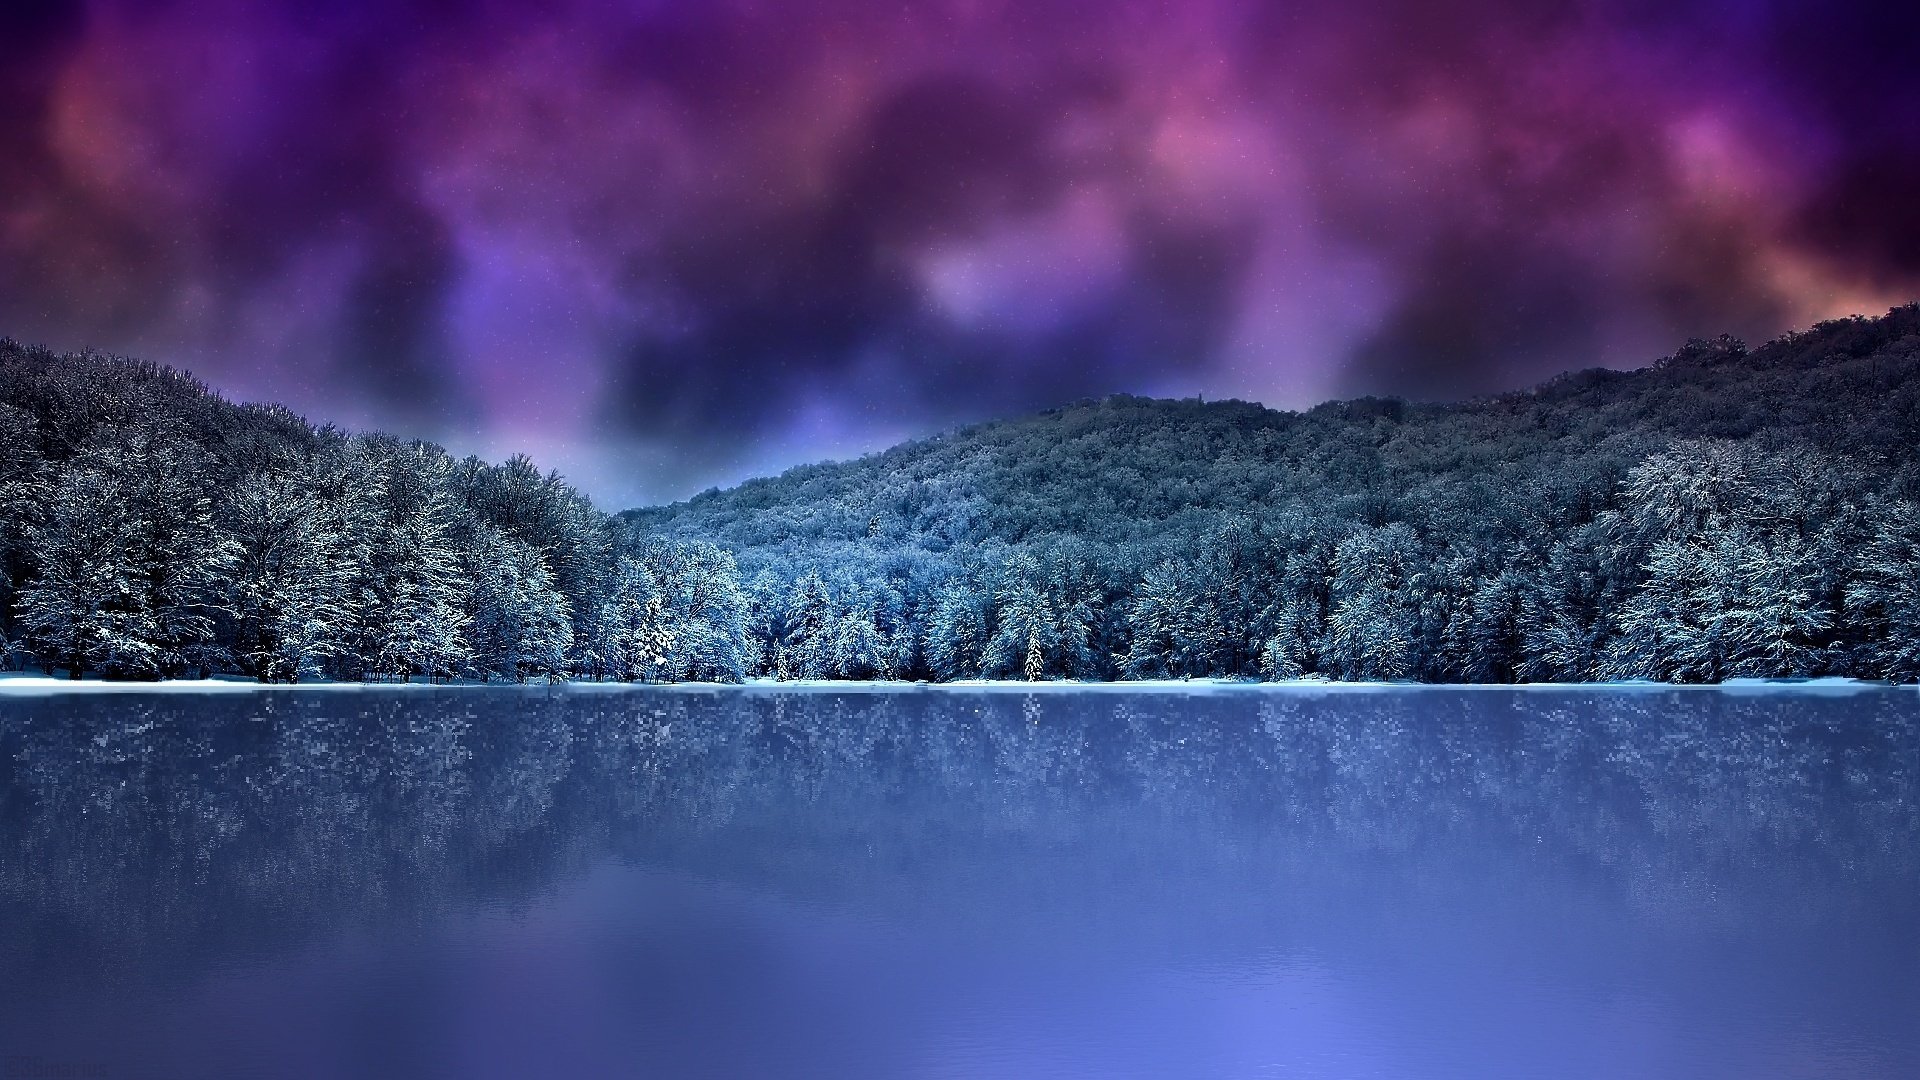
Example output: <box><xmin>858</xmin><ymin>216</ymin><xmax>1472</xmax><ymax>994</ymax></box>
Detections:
<box><xmin>3</xmin><ymin>1</ymin><xmax>1917</xmax><ymax>506</ymax></box>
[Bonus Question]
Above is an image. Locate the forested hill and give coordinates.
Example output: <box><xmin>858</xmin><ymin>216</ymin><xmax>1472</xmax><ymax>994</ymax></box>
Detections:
<box><xmin>626</xmin><ymin>304</ymin><xmax>1920</xmax><ymax>683</ymax></box>
<box><xmin>0</xmin><ymin>341</ymin><xmax>749</xmax><ymax>685</ymax></box>
<box><xmin>5</xmin><ymin>306</ymin><xmax>1920</xmax><ymax>686</ymax></box>
<box><xmin>629</xmin><ymin>310</ymin><xmax>1920</xmax><ymax>555</ymax></box>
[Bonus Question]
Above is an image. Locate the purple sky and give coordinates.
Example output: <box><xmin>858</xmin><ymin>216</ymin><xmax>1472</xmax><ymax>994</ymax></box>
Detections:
<box><xmin>3</xmin><ymin>0</ymin><xmax>1917</xmax><ymax>506</ymax></box>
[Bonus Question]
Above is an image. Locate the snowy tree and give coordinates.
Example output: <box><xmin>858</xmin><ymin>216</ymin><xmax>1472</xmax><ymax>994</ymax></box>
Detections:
<box><xmin>17</xmin><ymin>469</ymin><xmax>146</xmax><ymax>678</ymax></box>
<box><xmin>1322</xmin><ymin>524</ymin><xmax>1420</xmax><ymax>681</ymax></box>
<box><xmin>1606</xmin><ymin>442</ymin><xmax>1845</xmax><ymax>681</ymax></box>
<box><xmin>1514</xmin><ymin>532</ymin><xmax>1621</xmax><ymax>683</ymax></box>
<box><xmin>1608</xmin><ymin>536</ymin><xmax>1727</xmax><ymax>681</ymax></box>
<box><xmin>222</xmin><ymin>471</ymin><xmax>352</xmax><ymax>682</ymax></box>
<box><xmin>1257</xmin><ymin>635</ymin><xmax>1303</xmax><ymax>680</ymax></box>
<box><xmin>592</xmin><ymin>557</ymin><xmax>674</xmax><ymax>681</ymax></box>
<box><xmin>17</xmin><ymin>426</ymin><xmax>235</xmax><ymax>679</ymax></box>
<box><xmin>1715</xmin><ymin>531</ymin><xmax>1831</xmax><ymax>677</ymax></box>
<box><xmin>743</xmin><ymin>569</ymin><xmax>786</xmax><ymax>676</ymax></box>
<box><xmin>1441</xmin><ymin>565</ymin><xmax>1526</xmax><ymax>683</ymax></box>
<box><xmin>1123</xmin><ymin>559</ymin><xmax>1202</xmax><ymax>678</ymax></box>
<box><xmin>925</xmin><ymin>584</ymin><xmax>985</xmax><ymax>681</ymax></box>
<box><xmin>466</xmin><ymin>526</ymin><xmax>572</xmax><ymax>682</ymax></box>
<box><xmin>832</xmin><ymin>606</ymin><xmax>888</xmax><ymax>679</ymax></box>
<box><xmin>1846</xmin><ymin>503</ymin><xmax>1920</xmax><ymax>681</ymax></box>
<box><xmin>782</xmin><ymin>571</ymin><xmax>837</xmax><ymax>679</ymax></box>
<box><xmin>984</xmin><ymin>554</ymin><xmax>1058</xmax><ymax>680</ymax></box>
<box><xmin>0</xmin><ymin>403</ymin><xmax>43</xmax><ymax>628</ymax></box>
<box><xmin>1256</xmin><ymin>594</ymin><xmax>1319</xmax><ymax>681</ymax></box>
<box><xmin>644</xmin><ymin>540</ymin><xmax>750</xmax><ymax>682</ymax></box>
<box><xmin>355</xmin><ymin>443</ymin><xmax>470</xmax><ymax>681</ymax></box>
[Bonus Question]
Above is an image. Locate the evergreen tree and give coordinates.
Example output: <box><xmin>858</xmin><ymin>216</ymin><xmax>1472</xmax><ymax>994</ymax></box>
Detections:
<box><xmin>782</xmin><ymin>571</ymin><xmax>837</xmax><ymax>679</ymax></box>
<box><xmin>357</xmin><ymin>444</ymin><xmax>470</xmax><ymax>681</ymax></box>
<box><xmin>984</xmin><ymin>554</ymin><xmax>1058</xmax><ymax>680</ymax></box>
<box><xmin>593</xmin><ymin>557</ymin><xmax>674</xmax><ymax>681</ymax></box>
<box><xmin>1123</xmin><ymin>559</ymin><xmax>1201</xmax><ymax>678</ymax></box>
<box><xmin>645</xmin><ymin>540</ymin><xmax>749</xmax><ymax>682</ymax></box>
<box><xmin>1323</xmin><ymin>524</ymin><xmax>1420</xmax><ymax>681</ymax></box>
<box><xmin>1846</xmin><ymin>503</ymin><xmax>1920</xmax><ymax>681</ymax></box>
<box><xmin>223</xmin><ymin>471</ymin><xmax>352</xmax><ymax>682</ymax></box>
<box><xmin>466</xmin><ymin>526</ymin><xmax>572</xmax><ymax>682</ymax></box>
<box><xmin>743</xmin><ymin>569</ymin><xmax>786</xmax><ymax>677</ymax></box>
<box><xmin>18</xmin><ymin>426</ymin><xmax>236</xmax><ymax>679</ymax></box>
<box><xmin>17</xmin><ymin>468</ymin><xmax>145</xmax><ymax>678</ymax></box>
<box><xmin>925</xmin><ymin>584</ymin><xmax>985</xmax><ymax>681</ymax></box>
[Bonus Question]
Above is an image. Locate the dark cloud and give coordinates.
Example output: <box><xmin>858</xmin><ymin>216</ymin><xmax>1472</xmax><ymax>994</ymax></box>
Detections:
<box><xmin>1342</xmin><ymin>231</ymin><xmax>1607</xmax><ymax>402</ymax></box>
<box><xmin>1790</xmin><ymin>149</ymin><xmax>1920</xmax><ymax>285</ymax></box>
<box><xmin>598</xmin><ymin>71</ymin><xmax>1258</xmax><ymax>475</ymax></box>
<box><xmin>0</xmin><ymin>0</ymin><xmax>1915</xmax><ymax>503</ymax></box>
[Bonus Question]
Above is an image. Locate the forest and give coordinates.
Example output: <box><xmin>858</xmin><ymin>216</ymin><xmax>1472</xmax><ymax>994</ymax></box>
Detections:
<box><xmin>4</xmin><ymin>304</ymin><xmax>1920</xmax><ymax>684</ymax></box>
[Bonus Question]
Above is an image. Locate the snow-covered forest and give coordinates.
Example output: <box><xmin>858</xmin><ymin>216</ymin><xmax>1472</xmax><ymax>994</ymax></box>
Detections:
<box><xmin>5</xmin><ymin>306</ymin><xmax>1920</xmax><ymax>684</ymax></box>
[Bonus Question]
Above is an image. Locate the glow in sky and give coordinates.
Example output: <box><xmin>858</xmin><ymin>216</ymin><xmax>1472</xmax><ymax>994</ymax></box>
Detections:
<box><xmin>3</xmin><ymin>0</ymin><xmax>1916</xmax><ymax>504</ymax></box>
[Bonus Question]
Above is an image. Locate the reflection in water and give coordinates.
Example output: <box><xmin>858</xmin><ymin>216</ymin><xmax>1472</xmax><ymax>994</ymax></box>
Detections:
<box><xmin>1</xmin><ymin>687</ymin><xmax>1917</xmax><ymax>1078</ymax></box>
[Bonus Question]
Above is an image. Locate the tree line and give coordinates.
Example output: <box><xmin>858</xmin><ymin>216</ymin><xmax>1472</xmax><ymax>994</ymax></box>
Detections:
<box><xmin>0</xmin><ymin>343</ymin><xmax>743</xmax><ymax>682</ymax></box>
<box><xmin>4</xmin><ymin>306</ymin><xmax>1920</xmax><ymax>683</ymax></box>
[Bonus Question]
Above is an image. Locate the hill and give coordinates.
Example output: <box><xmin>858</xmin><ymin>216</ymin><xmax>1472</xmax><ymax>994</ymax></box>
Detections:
<box><xmin>4</xmin><ymin>306</ymin><xmax>1920</xmax><ymax>685</ymax></box>
<box><xmin>0</xmin><ymin>342</ymin><xmax>745</xmax><ymax>684</ymax></box>
<box><xmin>626</xmin><ymin>305</ymin><xmax>1920</xmax><ymax>682</ymax></box>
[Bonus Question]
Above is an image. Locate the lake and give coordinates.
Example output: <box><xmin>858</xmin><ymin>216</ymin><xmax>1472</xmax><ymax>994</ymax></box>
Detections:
<box><xmin>1</xmin><ymin>686</ymin><xmax>1916</xmax><ymax>1079</ymax></box>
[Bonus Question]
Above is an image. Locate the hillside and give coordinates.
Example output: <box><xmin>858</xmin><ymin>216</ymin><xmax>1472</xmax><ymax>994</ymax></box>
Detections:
<box><xmin>0</xmin><ymin>342</ymin><xmax>745</xmax><ymax>684</ymax></box>
<box><xmin>624</xmin><ymin>306</ymin><xmax>1920</xmax><ymax>683</ymax></box>
<box><xmin>3</xmin><ymin>307</ymin><xmax>1920</xmax><ymax>685</ymax></box>
<box><xmin>629</xmin><ymin>311</ymin><xmax>1920</xmax><ymax>556</ymax></box>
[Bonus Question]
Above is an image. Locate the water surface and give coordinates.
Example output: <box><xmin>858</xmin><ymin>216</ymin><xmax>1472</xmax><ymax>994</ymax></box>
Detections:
<box><xmin>1</xmin><ymin>686</ymin><xmax>1916</xmax><ymax>1079</ymax></box>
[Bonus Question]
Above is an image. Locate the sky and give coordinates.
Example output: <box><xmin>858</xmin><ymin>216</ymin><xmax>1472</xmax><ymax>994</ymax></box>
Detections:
<box><xmin>2</xmin><ymin>0</ymin><xmax>1917</xmax><ymax>507</ymax></box>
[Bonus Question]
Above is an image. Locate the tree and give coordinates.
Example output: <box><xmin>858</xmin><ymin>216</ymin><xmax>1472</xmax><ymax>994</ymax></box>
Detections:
<box><xmin>742</xmin><ymin>569</ymin><xmax>786</xmax><ymax>677</ymax></box>
<box><xmin>782</xmin><ymin>571</ymin><xmax>837</xmax><ymax>679</ymax></box>
<box><xmin>593</xmin><ymin>557</ymin><xmax>675</xmax><ymax>681</ymax></box>
<box><xmin>984</xmin><ymin>554</ymin><xmax>1059</xmax><ymax>681</ymax></box>
<box><xmin>355</xmin><ymin>443</ymin><xmax>470</xmax><ymax>681</ymax></box>
<box><xmin>223</xmin><ymin>471</ymin><xmax>352</xmax><ymax>682</ymax></box>
<box><xmin>925</xmin><ymin>584</ymin><xmax>985</xmax><ymax>681</ymax></box>
<box><xmin>1847</xmin><ymin>502</ymin><xmax>1920</xmax><ymax>681</ymax></box>
<box><xmin>1322</xmin><ymin>524</ymin><xmax>1420</xmax><ymax>681</ymax></box>
<box><xmin>643</xmin><ymin>540</ymin><xmax>750</xmax><ymax>682</ymax></box>
<box><xmin>17</xmin><ymin>469</ymin><xmax>146</xmax><ymax>678</ymax></box>
<box><xmin>466</xmin><ymin>526</ymin><xmax>572</xmax><ymax>682</ymax></box>
<box><xmin>1123</xmin><ymin>559</ymin><xmax>1202</xmax><ymax>678</ymax></box>
<box><xmin>17</xmin><ymin>426</ymin><xmax>235</xmax><ymax>679</ymax></box>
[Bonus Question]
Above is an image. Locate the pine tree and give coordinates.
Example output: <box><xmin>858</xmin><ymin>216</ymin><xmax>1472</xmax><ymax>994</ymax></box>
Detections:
<box><xmin>0</xmin><ymin>402</ymin><xmax>44</xmax><ymax>651</ymax></box>
<box><xmin>782</xmin><ymin>571</ymin><xmax>837</xmax><ymax>679</ymax></box>
<box><xmin>593</xmin><ymin>557</ymin><xmax>674</xmax><ymax>681</ymax></box>
<box><xmin>832</xmin><ymin>607</ymin><xmax>887</xmax><ymax>679</ymax></box>
<box><xmin>17</xmin><ymin>426</ymin><xmax>235</xmax><ymax>679</ymax></box>
<box><xmin>1123</xmin><ymin>559</ymin><xmax>1198</xmax><ymax>678</ymax></box>
<box><xmin>17</xmin><ymin>469</ymin><xmax>146</xmax><ymax>678</ymax></box>
<box><xmin>743</xmin><ymin>569</ymin><xmax>786</xmax><ymax>677</ymax></box>
<box><xmin>466</xmin><ymin>526</ymin><xmax>572</xmax><ymax>682</ymax></box>
<box><xmin>357</xmin><ymin>444</ymin><xmax>470</xmax><ymax>681</ymax></box>
<box><xmin>1846</xmin><ymin>502</ymin><xmax>1920</xmax><ymax>681</ymax></box>
<box><xmin>1323</xmin><ymin>524</ymin><xmax>1419</xmax><ymax>681</ymax></box>
<box><xmin>1257</xmin><ymin>635</ymin><xmax>1303</xmax><ymax>680</ymax></box>
<box><xmin>223</xmin><ymin>471</ymin><xmax>352</xmax><ymax>682</ymax></box>
<box><xmin>984</xmin><ymin>554</ymin><xmax>1058</xmax><ymax>680</ymax></box>
<box><xmin>646</xmin><ymin>540</ymin><xmax>750</xmax><ymax>682</ymax></box>
<box><xmin>925</xmin><ymin>584</ymin><xmax>985</xmax><ymax>681</ymax></box>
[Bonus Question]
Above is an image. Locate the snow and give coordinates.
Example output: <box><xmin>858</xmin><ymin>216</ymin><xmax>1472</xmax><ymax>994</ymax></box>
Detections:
<box><xmin>1</xmin><ymin>671</ymin><xmax>1903</xmax><ymax>695</ymax></box>
<box><xmin>0</xmin><ymin>672</ymin><xmax>500</xmax><ymax>694</ymax></box>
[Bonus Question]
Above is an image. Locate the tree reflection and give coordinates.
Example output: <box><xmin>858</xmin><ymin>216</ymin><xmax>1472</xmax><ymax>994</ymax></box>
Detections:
<box><xmin>1</xmin><ymin>688</ymin><xmax>1915</xmax><ymax>982</ymax></box>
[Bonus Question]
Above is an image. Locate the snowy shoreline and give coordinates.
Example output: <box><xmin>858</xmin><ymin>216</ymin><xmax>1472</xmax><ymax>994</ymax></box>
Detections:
<box><xmin>0</xmin><ymin>672</ymin><xmax>1900</xmax><ymax>695</ymax></box>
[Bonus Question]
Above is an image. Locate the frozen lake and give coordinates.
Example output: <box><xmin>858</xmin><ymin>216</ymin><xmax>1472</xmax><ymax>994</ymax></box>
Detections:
<box><xmin>1</xmin><ymin>686</ymin><xmax>1916</xmax><ymax>1079</ymax></box>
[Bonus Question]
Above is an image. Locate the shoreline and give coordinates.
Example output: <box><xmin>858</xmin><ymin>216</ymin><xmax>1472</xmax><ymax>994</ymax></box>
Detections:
<box><xmin>0</xmin><ymin>672</ymin><xmax>1901</xmax><ymax>696</ymax></box>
